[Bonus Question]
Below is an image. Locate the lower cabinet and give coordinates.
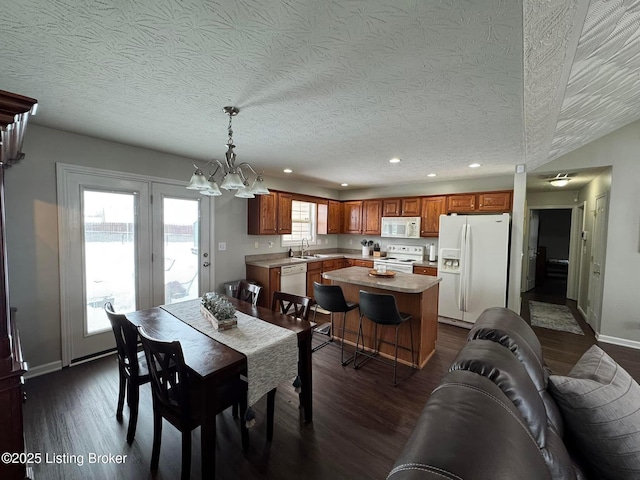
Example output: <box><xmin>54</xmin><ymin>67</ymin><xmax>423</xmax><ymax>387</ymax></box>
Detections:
<box><xmin>307</xmin><ymin>261</ymin><xmax>323</xmax><ymax>297</ymax></box>
<box><xmin>413</xmin><ymin>266</ymin><xmax>438</xmax><ymax>276</ymax></box>
<box><xmin>346</xmin><ymin>258</ymin><xmax>374</xmax><ymax>268</ymax></box>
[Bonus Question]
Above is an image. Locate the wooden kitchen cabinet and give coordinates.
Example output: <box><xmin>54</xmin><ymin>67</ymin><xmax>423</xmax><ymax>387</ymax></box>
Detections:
<box><xmin>306</xmin><ymin>261</ymin><xmax>323</xmax><ymax>297</ymax></box>
<box><xmin>383</xmin><ymin>197</ymin><xmax>420</xmax><ymax>216</ymax></box>
<box><xmin>247</xmin><ymin>191</ymin><xmax>292</xmax><ymax>235</ymax></box>
<box><xmin>478</xmin><ymin>191</ymin><xmax>512</xmax><ymax>212</ymax></box>
<box><xmin>342</xmin><ymin>201</ymin><xmax>363</xmax><ymax>234</ymax></box>
<box><xmin>244</xmin><ymin>264</ymin><xmax>281</xmax><ymax>309</ymax></box>
<box><xmin>421</xmin><ymin>196</ymin><xmax>447</xmax><ymax>237</ymax></box>
<box><xmin>353</xmin><ymin>259</ymin><xmax>374</xmax><ymax>268</ymax></box>
<box><xmin>362</xmin><ymin>200</ymin><xmax>382</xmax><ymax>235</ymax></box>
<box><xmin>328</xmin><ymin>200</ymin><xmax>341</xmax><ymax>234</ymax></box>
<box><xmin>447</xmin><ymin>191</ymin><xmax>512</xmax><ymax>213</ymax></box>
<box><xmin>414</xmin><ymin>265</ymin><xmax>438</xmax><ymax>276</ymax></box>
<box><xmin>447</xmin><ymin>194</ymin><xmax>477</xmax><ymax>213</ymax></box>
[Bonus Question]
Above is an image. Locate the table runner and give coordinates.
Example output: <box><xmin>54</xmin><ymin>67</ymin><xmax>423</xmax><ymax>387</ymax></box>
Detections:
<box><xmin>160</xmin><ymin>299</ymin><xmax>298</xmax><ymax>407</ymax></box>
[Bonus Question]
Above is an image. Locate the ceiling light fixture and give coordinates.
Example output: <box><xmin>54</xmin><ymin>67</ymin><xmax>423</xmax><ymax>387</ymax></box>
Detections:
<box><xmin>549</xmin><ymin>173</ymin><xmax>570</xmax><ymax>187</ymax></box>
<box><xmin>389</xmin><ymin>158</ymin><xmax>401</xmax><ymax>163</ymax></box>
<box><xmin>469</xmin><ymin>163</ymin><xmax>481</xmax><ymax>168</ymax></box>
<box><xmin>283</xmin><ymin>168</ymin><xmax>293</xmax><ymax>173</ymax></box>
<box><xmin>427</xmin><ymin>173</ymin><xmax>436</xmax><ymax>177</ymax></box>
<box><xmin>187</xmin><ymin>106</ymin><xmax>269</xmax><ymax>198</ymax></box>
<box><xmin>341</xmin><ymin>183</ymin><xmax>349</xmax><ymax>187</ymax></box>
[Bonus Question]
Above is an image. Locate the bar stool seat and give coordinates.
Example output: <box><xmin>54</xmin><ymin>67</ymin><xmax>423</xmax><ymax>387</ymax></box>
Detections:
<box><xmin>354</xmin><ymin>290</ymin><xmax>415</xmax><ymax>385</ymax></box>
<box><xmin>312</xmin><ymin>281</ymin><xmax>359</xmax><ymax>365</ymax></box>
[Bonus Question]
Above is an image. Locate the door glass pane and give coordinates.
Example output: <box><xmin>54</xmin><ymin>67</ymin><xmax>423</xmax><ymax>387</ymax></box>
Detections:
<box><xmin>83</xmin><ymin>190</ymin><xmax>137</xmax><ymax>334</ymax></box>
<box><xmin>163</xmin><ymin>198</ymin><xmax>199</xmax><ymax>304</ymax></box>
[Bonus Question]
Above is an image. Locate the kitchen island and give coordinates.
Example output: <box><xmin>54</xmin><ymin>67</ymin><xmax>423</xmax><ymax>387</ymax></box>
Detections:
<box><xmin>322</xmin><ymin>266</ymin><xmax>440</xmax><ymax>369</ymax></box>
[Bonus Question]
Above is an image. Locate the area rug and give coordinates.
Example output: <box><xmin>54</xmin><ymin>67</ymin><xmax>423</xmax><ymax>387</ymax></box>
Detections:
<box><xmin>529</xmin><ymin>301</ymin><xmax>584</xmax><ymax>335</ymax></box>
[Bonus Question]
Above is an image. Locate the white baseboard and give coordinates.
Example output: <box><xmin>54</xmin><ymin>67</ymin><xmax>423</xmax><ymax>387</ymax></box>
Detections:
<box><xmin>577</xmin><ymin>305</ymin><xmax>588</xmax><ymax>320</ymax></box>
<box><xmin>24</xmin><ymin>361</ymin><xmax>62</xmax><ymax>379</ymax></box>
<box><xmin>596</xmin><ymin>334</ymin><xmax>640</xmax><ymax>350</ymax></box>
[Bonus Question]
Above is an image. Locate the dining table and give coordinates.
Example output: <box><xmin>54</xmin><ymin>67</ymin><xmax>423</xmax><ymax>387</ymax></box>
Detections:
<box><xmin>125</xmin><ymin>295</ymin><xmax>313</xmax><ymax>478</ymax></box>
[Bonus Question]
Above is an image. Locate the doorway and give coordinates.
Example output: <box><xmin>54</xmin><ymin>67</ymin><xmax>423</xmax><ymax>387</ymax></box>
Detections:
<box><xmin>57</xmin><ymin>164</ymin><xmax>211</xmax><ymax>365</ymax></box>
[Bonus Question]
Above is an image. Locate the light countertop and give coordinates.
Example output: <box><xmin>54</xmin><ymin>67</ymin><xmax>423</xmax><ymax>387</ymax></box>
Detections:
<box><xmin>322</xmin><ymin>266</ymin><xmax>441</xmax><ymax>294</ymax></box>
<box><xmin>245</xmin><ymin>252</ymin><xmax>438</xmax><ymax>270</ymax></box>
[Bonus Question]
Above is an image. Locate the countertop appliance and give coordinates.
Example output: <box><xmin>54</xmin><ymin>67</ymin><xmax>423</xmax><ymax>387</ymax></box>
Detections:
<box><xmin>381</xmin><ymin>217</ymin><xmax>421</xmax><ymax>239</ymax></box>
<box><xmin>438</xmin><ymin>213</ymin><xmax>510</xmax><ymax>326</ymax></box>
<box><xmin>280</xmin><ymin>263</ymin><xmax>307</xmax><ymax>297</ymax></box>
<box><xmin>373</xmin><ymin>245</ymin><xmax>424</xmax><ymax>274</ymax></box>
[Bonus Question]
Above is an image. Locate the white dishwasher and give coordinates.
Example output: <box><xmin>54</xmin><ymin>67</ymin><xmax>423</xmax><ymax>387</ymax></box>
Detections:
<box><xmin>280</xmin><ymin>263</ymin><xmax>307</xmax><ymax>297</ymax></box>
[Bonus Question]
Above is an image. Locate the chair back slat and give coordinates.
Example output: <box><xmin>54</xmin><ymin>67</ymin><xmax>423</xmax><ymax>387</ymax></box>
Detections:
<box><xmin>271</xmin><ymin>291</ymin><xmax>312</xmax><ymax>321</ymax></box>
<box><xmin>236</xmin><ymin>280</ymin><xmax>262</xmax><ymax>306</ymax></box>
<box><xmin>104</xmin><ymin>302</ymin><xmax>140</xmax><ymax>375</ymax></box>
<box><xmin>138</xmin><ymin>328</ymin><xmax>191</xmax><ymax>420</ymax></box>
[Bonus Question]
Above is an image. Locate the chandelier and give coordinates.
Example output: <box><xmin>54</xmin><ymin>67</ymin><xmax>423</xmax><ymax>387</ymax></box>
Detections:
<box><xmin>187</xmin><ymin>106</ymin><xmax>269</xmax><ymax>198</ymax></box>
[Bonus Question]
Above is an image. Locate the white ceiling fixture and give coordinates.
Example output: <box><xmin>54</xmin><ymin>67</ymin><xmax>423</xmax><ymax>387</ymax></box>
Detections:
<box><xmin>283</xmin><ymin>168</ymin><xmax>293</xmax><ymax>174</ymax></box>
<box><xmin>427</xmin><ymin>173</ymin><xmax>437</xmax><ymax>177</ymax></box>
<box><xmin>469</xmin><ymin>163</ymin><xmax>482</xmax><ymax>168</ymax></box>
<box><xmin>389</xmin><ymin>158</ymin><xmax>401</xmax><ymax>164</ymax></box>
<box><xmin>549</xmin><ymin>173</ymin><xmax>571</xmax><ymax>187</ymax></box>
<box><xmin>186</xmin><ymin>107</ymin><xmax>269</xmax><ymax>198</ymax></box>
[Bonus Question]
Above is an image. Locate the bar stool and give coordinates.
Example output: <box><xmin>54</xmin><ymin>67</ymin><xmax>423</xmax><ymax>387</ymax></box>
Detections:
<box><xmin>312</xmin><ymin>281</ymin><xmax>359</xmax><ymax>365</ymax></box>
<box><xmin>354</xmin><ymin>290</ymin><xmax>415</xmax><ymax>386</ymax></box>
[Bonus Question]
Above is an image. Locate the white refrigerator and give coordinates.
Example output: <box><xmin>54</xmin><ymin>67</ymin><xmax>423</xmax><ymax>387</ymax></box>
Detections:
<box><xmin>438</xmin><ymin>213</ymin><xmax>510</xmax><ymax>325</ymax></box>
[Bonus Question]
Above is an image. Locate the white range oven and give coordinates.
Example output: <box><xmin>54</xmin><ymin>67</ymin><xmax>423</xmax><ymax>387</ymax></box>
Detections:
<box><xmin>372</xmin><ymin>245</ymin><xmax>425</xmax><ymax>274</ymax></box>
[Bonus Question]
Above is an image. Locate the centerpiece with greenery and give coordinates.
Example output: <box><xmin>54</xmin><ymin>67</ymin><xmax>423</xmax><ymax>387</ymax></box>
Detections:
<box><xmin>201</xmin><ymin>292</ymin><xmax>237</xmax><ymax>330</ymax></box>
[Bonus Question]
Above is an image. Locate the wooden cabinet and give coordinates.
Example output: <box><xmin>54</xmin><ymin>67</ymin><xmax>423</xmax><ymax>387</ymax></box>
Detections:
<box><xmin>353</xmin><ymin>259</ymin><xmax>374</xmax><ymax>268</ymax></box>
<box><xmin>306</xmin><ymin>261</ymin><xmax>323</xmax><ymax>297</ymax></box>
<box><xmin>247</xmin><ymin>191</ymin><xmax>292</xmax><ymax>235</ymax></box>
<box><xmin>420</xmin><ymin>196</ymin><xmax>447</xmax><ymax>237</ymax></box>
<box><xmin>447</xmin><ymin>191</ymin><xmax>512</xmax><ymax>213</ymax></box>
<box><xmin>321</xmin><ymin>259</ymin><xmax>339</xmax><ymax>285</ymax></box>
<box><xmin>447</xmin><ymin>194</ymin><xmax>477</xmax><ymax>213</ymax></box>
<box><xmin>342</xmin><ymin>201</ymin><xmax>363</xmax><ymax>234</ymax></box>
<box><xmin>383</xmin><ymin>197</ymin><xmax>420</xmax><ymax>216</ymax></box>
<box><xmin>413</xmin><ymin>266</ymin><xmax>438</xmax><ymax>276</ymax></box>
<box><xmin>401</xmin><ymin>197</ymin><xmax>421</xmax><ymax>216</ymax></box>
<box><xmin>362</xmin><ymin>200</ymin><xmax>382</xmax><ymax>235</ymax></box>
<box><xmin>328</xmin><ymin>200</ymin><xmax>341</xmax><ymax>234</ymax></box>
<box><xmin>478</xmin><ymin>191</ymin><xmax>512</xmax><ymax>212</ymax></box>
<box><xmin>383</xmin><ymin>198</ymin><xmax>401</xmax><ymax>216</ymax></box>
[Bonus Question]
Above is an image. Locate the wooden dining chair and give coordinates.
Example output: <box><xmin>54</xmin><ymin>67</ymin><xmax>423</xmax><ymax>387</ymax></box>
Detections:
<box><xmin>138</xmin><ymin>327</ymin><xmax>249</xmax><ymax>480</ymax></box>
<box><xmin>235</xmin><ymin>280</ymin><xmax>262</xmax><ymax>306</ymax></box>
<box><xmin>104</xmin><ymin>302</ymin><xmax>150</xmax><ymax>444</ymax></box>
<box><xmin>271</xmin><ymin>291</ymin><xmax>313</xmax><ymax>322</ymax></box>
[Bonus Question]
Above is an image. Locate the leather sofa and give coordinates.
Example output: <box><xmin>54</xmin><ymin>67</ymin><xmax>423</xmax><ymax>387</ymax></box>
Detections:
<box><xmin>387</xmin><ymin>307</ymin><xmax>586</xmax><ymax>480</ymax></box>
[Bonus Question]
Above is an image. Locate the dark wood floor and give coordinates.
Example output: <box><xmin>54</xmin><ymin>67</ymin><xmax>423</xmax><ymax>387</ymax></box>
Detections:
<box><xmin>24</xmin><ymin>296</ymin><xmax>639</xmax><ymax>480</ymax></box>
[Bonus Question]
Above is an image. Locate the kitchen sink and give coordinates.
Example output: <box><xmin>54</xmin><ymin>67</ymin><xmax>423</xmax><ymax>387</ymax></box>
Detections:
<box><xmin>293</xmin><ymin>255</ymin><xmax>317</xmax><ymax>259</ymax></box>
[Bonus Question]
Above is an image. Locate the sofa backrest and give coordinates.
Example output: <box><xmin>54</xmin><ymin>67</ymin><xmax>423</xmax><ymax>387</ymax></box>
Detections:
<box><xmin>468</xmin><ymin>307</ymin><xmax>564</xmax><ymax>437</ymax></box>
<box><xmin>387</xmin><ymin>369</ymin><xmax>553</xmax><ymax>480</ymax></box>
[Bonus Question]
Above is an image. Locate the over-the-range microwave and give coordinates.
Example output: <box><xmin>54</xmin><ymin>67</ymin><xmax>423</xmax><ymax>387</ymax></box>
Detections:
<box><xmin>381</xmin><ymin>217</ymin><xmax>421</xmax><ymax>238</ymax></box>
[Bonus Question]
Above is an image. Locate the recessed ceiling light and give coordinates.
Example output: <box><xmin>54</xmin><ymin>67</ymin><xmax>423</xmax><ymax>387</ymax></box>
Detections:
<box><xmin>427</xmin><ymin>173</ymin><xmax>436</xmax><ymax>177</ymax></box>
<box><xmin>283</xmin><ymin>168</ymin><xmax>293</xmax><ymax>173</ymax></box>
<box><xmin>341</xmin><ymin>183</ymin><xmax>349</xmax><ymax>187</ymax></box>
<box><xmin>469</xmin><ymin>163</ymin><xmax>481</xmax><ymax>168</ymax></box>
<box><xmin>389</xmin><ymin>158</ymin><xmax>401</xmax><ymax>164</ymax></box>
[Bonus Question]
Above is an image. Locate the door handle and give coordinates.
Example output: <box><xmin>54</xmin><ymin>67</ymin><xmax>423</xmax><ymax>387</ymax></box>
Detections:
<box><xmin>203</xmin><ymin>262</ymin><xmax>210</xmax><ymax>267</ymax></box>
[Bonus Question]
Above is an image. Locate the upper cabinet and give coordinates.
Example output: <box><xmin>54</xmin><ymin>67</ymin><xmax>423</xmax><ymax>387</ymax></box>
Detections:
<box><xmin>447</xmin><ymin>191</ymin><xmax>512</xmax><ymax>213</ymax></box>
<box><xmin>420</xmin><ymin>196</ymin><xmax>447</xmax><ymax>237</ymax></box>
<box><xmin>362</xmin><ymin>200</ymin><xmax>382</xmax><ymax>235</ymax></box>
<box><xmin>328</xmin><ymin>200</ymin><xmax>341</xmax><ymax>234</ymax></box>
<box><xmin>383</xmin><ymin>197</ymin><xmax>420</xmax><ymax>216</ymax></box>
<box><xmin>341</xmin><ymin>201</ymin><xmax>363</xmax><ymax>234</ymax></box>
<box><xmin>247</xmin><ymin>191</ymin><xmax>292</xmax><ymax>235</ymax></box>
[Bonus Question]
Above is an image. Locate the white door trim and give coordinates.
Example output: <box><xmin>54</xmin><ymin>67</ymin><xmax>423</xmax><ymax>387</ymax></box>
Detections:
<box><xmin>57</xmin><ymin>163</ymin><xmax>212</xmax><ymax>366</ymax></box>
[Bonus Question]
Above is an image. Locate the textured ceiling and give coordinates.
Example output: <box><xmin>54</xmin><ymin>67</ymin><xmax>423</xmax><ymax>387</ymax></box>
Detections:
<box><xmin>1</xmin><ymin>0</ymin><xmax>639</xmax><ymax>190</ymax></box>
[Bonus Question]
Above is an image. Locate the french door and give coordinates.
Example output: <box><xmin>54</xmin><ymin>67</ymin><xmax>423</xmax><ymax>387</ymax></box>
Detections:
<box><xmin>58</xmin><ymin>165</ymin><xmax>211</xmax><ymax>365</ymax></box>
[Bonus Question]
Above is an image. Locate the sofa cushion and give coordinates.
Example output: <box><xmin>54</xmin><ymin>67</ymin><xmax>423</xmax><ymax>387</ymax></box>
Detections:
<box><xmin>469</xmin><ymin>307</ymin><xmax>564</xmax><ymax>436</ymax></box>
<box><xmin>387</xmin><ymin>369</ymin><xmax>552</xmax><ymax>480</ymax></box>
<box><xmin>548</xmin><ymin>345</ymin><xmax>640</xmax><ymax>480</ymax></box>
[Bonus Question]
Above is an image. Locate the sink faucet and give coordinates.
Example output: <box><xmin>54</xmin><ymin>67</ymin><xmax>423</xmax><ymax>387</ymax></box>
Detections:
<box><xmin>301</xmin><ymin>237</ymin><xmax>309</xmax><ymax>257</ymax></box>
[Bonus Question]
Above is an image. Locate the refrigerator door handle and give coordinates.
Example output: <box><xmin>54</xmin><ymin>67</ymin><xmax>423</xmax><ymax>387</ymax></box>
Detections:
<box><xmin>458</xmin><ymin>224</ymin><xmax>467</xmax><ymax>311</ymax></box>
<box><xmin>462</xmin><ymin>224</ymin><xmax>471</xmax><ymax>312</ymax></box>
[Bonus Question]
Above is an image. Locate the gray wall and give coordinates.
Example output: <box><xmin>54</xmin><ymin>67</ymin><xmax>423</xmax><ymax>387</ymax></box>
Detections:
<box><xmin>537</xmin><ymin>120</ymin><xmax>638</xmax><ymax>345</ymax></box>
